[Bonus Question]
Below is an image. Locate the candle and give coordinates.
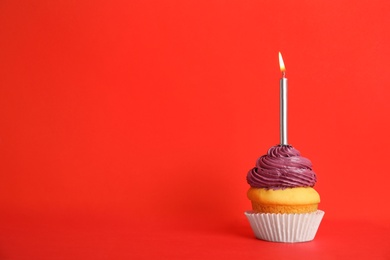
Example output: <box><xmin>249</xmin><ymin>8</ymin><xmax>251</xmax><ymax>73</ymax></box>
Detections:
<box><xmin>279</xmin><ymin>52</ymin><xmax>288</xmax><ymax>145</ymax></box>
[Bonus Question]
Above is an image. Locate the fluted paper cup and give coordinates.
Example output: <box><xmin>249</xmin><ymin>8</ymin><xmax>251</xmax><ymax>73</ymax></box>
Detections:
<box><xmin>245</xmin><ymin>210</ymin><xmax>325</xmax><ymax>243</ymax></box>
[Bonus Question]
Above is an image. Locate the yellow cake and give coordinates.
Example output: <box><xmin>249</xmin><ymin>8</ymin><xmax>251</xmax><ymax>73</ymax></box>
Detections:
<box><xmin>247</xmin><ymin>187</ymin><xmax>320</xmax><ymax>214</ymax></box>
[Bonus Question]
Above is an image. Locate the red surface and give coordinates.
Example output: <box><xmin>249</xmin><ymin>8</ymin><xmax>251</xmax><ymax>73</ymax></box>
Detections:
<box><xmin>0</xmin><ymin>210</ymin><xmax>389</xmax><ymax>259</ymax></box>
<box><xmin>1</xmin><ymin>0</ymin><xmax>390</xmax><ymax>259</ymax></box>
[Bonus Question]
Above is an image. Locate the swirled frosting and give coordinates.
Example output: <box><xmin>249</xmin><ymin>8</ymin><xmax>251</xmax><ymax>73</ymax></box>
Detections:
<box><xmin>247</xmin><ymin>145</ymin><xmax>317</xmax><ymax>189</ymax></box>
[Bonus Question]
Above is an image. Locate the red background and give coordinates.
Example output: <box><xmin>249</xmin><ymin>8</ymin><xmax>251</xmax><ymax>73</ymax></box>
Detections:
<box><xmin>0</xmin><ymin>0</ymin><xmax>389</xmax><ymax>259</ymax></box>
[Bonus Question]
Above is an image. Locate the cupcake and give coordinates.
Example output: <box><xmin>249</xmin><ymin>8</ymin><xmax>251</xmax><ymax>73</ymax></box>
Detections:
<box><xmin>245</xmin><ymin>145</ymin><xmax>324</xmax><ymax>243</ymax></box>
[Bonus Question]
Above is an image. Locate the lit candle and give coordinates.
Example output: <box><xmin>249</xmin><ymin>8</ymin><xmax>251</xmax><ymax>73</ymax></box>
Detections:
<box><xmin>279</xmin><ymin>52</ymin><xmax>288</xmax><ymax>145</ymax></box>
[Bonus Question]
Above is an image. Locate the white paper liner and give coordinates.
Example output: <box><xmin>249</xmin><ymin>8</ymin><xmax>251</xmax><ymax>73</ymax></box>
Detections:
<box><xmin>245</xmin><ymin>210</ymin><xmax>325</xmax><ymax>243</ymax></box>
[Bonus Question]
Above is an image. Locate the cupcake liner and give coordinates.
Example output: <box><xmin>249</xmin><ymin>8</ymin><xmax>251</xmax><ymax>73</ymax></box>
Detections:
<box><xmin>245</xmin><ymin>210</ymin><xmax>325</xmax><ymax>243</ymax></box>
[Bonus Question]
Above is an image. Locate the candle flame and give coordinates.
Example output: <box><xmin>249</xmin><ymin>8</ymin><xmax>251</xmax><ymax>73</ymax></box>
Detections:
<box><xmin>278</xmin><ymin>52</ymin><xmax>286</xmax><ymax>72</ymax></box>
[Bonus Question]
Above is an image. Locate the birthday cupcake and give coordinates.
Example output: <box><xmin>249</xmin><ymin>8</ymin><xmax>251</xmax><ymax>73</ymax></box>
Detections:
<box><xmin>245</xmin><ymin>145</ymin><xmax>324</xmax><ymax>243</ymax></box>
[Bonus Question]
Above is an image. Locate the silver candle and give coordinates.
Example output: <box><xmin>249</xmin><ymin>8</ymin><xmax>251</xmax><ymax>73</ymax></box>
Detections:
<box><xmin>279</xmin><ymin>52</ymin><xmax>288</xmax><ymax>145</ymax></box>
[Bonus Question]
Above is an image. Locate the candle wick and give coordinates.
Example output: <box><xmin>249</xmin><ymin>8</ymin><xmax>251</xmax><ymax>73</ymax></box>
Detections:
<box><xmin>282</xmin><ymin>71</ymin><xmax>286</xmax><ymax>78</ymax></box>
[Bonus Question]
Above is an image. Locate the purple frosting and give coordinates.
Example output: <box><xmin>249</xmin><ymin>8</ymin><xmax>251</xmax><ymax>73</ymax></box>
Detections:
<box><xmin>246</xmin><ymin>145</ymin><xmax>317</xmax><ymax>189</ymax></box>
